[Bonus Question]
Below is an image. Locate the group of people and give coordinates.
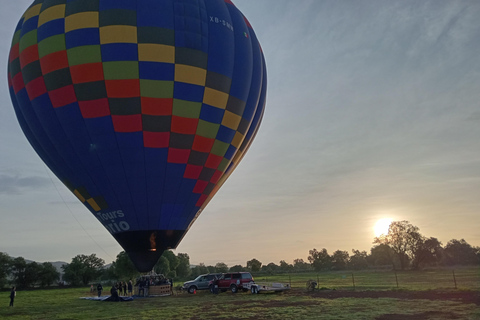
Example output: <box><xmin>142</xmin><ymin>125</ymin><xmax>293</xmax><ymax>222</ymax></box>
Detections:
<box><xmin>112</xmin><ymin>281</ymin><xmax>133</xmax><ymax>297</ymax></box>
<box><xmin>94</xmin><ymin>280</ymin><xmax>133</xmax><ymax>298</ymax></box>
<box><xmin>7</xmin><ymin>275</ymin><xmax>175</xmax><ymax>306</ymax></box>
<box><xmin>135</xmin><ymin>275</ymin><xmax>172</xmax><ymax>297</ymax></box>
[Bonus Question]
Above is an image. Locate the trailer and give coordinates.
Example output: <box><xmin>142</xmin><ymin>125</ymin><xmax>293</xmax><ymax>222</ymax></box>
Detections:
<box><xmin>244</xmin><ymin>282</ymin><xmax>291</xmax><ymax>294</ymax></box>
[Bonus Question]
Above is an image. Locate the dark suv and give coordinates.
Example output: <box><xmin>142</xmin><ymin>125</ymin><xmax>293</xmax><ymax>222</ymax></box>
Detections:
<box><xmin>212</xmin><ymin>272</ymin><xmax>254</xmax><ymax>293</ymax></box>
<box><xmin>182</xmin><ymin>273</ymin><xmax>221</xmax><ymax>294</ymax></box>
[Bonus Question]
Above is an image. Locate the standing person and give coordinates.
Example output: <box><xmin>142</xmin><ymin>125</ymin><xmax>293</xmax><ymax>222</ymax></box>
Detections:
<box><xmin>9</xmin><ymin>287</ymin><xmax>16</xmax><ymax>307</ymax></box>
<box><xmin>110</xmin><ymin>285</ymin><xmax>119</xmax><ymax>301</ymax></box>
<box><xmin>144</xmin><ymin>278</ymin><xmax>149</xmax><ymax>297</ymax></box>
<box><xmin>97</xmin><ymin>283</ymin><xmax>103</xmax><ymax>297</ymax></box>
<box><xmin>138</xmin><ymin>277</ymin><xmax>145</xmax><ymax>296</ymax></box>
<box><xmin>127</xmin><ymin>280</ymin><xmax>133</xmax><ymax>297</ymax></box>
<box><xmin>123</xmin><ymin>281</ymin><xmax>127</xmax><ymax>296</ymax></box>
<box><xmin>118</xmin><ymin>282</ymin><xmax>123</xmax><ymax>296</ymax></box>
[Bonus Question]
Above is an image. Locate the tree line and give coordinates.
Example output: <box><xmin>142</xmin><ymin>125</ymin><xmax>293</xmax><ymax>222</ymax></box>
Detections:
<box><xmin>0</xmin><ymin>255</ymin><xmax>60</xmax><ymax>289</ymax></box>
<box><xmin>1</xmin><ymin>221</ymin><xmax>478</xmax><ymax>288</ymax></box>
<box><xmin>186</xmin><ymin>221</ymin><xmax>479</xmax><ymax>274</ymax></box>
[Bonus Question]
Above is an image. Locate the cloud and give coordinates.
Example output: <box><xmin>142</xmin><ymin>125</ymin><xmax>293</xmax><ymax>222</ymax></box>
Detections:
<box><xmin>0</xmin><ymin>173</ymin><xmax>50</xmax><ymax>195</ymax></box>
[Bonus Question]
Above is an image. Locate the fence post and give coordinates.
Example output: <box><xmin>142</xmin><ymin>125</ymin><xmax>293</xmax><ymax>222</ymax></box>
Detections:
<box><xmin>317</xmin><ymin>275</ymin><xmax>320</xmax><ymax>290</ymax></box>
<box><xmin>394</xmin><ymin>271</ymin><xmax>399</xmax><ymax>288</ymax></box>
<box><xmin>352</xmin><ymin>273</ymin><xmax>355</xmax><ymax>290</ymax></box>
<box><xmin>452</xmin><ymin>270</ymin><xmax>457</xmax><ymax>289</ymax></box>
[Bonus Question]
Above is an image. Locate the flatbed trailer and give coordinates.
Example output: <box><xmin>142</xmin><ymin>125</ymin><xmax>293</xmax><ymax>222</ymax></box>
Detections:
<box><xmin>244</xmin><ymin>282</ymin><xmax>290</xmax><ymax>294</ymax></box>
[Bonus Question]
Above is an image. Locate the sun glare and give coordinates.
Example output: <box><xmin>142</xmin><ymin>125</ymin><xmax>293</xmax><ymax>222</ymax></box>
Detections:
<box><xmin>374</xmin><ymin>218</ymin><xmax>393</xmax><ymax>237</ymax></box>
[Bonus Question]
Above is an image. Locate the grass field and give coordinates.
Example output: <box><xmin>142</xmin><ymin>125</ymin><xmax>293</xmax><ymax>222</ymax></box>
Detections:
<box><xmin>1</xmin><ymin>268</ymin><xmax>479</xmax><ymax>320</ymax></box>
<box><xmin>256</xmin><ymin>267</ymin><xmax>480</xmax><ymax>291</ymax></box>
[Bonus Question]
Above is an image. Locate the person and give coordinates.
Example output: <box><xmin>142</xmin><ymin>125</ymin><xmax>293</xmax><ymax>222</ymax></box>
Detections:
<box><xmin>9</xmin><ymin>287</ymin><xmax>16</xmax><ymax>307</ymax></box>
<box><xmin>110</xmin><ymin>285</ymin><xmax>119</xmax><ymax>301</ymax></box>
<box><xmin>144</xmin><ymin>278</ymin><xmax>149</xmax><ymax>297</ymax></box>
<box><xmin>127</xmin><ymin>280</ymin><xmax>133</xmax><ymax>297</ymax></box>
<box><xmin>117</xmin><ymin>282</ymin><xmax>123</xmax><ymax>296</ymax></box>
<box><xmin>123</xmin><ymin>281</ymin><xmax>127</xmax><ymax>296</ymax></box>
<box><xmin>138</xmin><ymin>278</ymin><xmax>144</xmax><ymax>296</ymax></box>
<box><xmin>97</xmin><ymin>283</ymin><xmax>103</xmax><ymax>297</ymax></box>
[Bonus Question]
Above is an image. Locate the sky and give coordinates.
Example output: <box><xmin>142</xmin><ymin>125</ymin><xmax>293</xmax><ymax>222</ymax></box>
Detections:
<box><xmin>1</xmin><ymin>0</ymin><xmax>480</xmax><ymax>268</ymax></box>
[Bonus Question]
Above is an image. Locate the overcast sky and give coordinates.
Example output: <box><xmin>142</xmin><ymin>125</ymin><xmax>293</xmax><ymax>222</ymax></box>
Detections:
<box><xmin>1</xmin><ymin>0</ymin><xmax>480</xmax><ymax>267</ymax></box>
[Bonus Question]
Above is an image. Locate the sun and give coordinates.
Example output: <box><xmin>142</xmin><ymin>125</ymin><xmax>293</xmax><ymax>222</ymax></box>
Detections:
<box><xmin>374</xmin><ymin>218</ymin><xmax>393</xmax><ymax>237</ymax></box>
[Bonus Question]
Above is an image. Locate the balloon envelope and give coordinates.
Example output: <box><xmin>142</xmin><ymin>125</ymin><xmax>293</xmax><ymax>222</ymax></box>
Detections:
<box><xmin>8</xmin><ymin>0</ymin><xmax>266</xmax><ymax>272</ymax></box>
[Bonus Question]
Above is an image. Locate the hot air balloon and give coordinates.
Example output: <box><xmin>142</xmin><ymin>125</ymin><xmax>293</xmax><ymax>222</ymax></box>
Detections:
<box><xmin>8</xmin><ymin>0</ymin><xmax>266</xmax><ymax>272</ymax></box>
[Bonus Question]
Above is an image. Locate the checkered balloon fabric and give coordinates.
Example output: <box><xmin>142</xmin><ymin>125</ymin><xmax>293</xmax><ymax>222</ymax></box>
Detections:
<box><xmin>8</xmin><ymin>0</ymin><xmax>266</xmax><ymax>271</ymax></box>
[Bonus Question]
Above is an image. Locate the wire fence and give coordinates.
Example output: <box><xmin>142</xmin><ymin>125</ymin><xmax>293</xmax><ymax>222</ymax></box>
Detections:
<box><xmin>254</xmin><ymin>267</ymin><xmax>480</xmax><ymax>291</ymax></box>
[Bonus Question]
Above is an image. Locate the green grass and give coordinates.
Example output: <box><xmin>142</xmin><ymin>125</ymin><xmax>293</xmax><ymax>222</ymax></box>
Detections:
<box><xmin>1</xmin><ymin>267</ymin><xmax>479</xmax><ymax>320</ymax></box>
<box><xmin>254</xmin><ymin>266</ymin><xmax>480</xmax><ymax>291</ymax></box>
<box><xmin>1</xmin><ymin>287</ymin><xmax>479</xmax><ymax>320</ymax></box>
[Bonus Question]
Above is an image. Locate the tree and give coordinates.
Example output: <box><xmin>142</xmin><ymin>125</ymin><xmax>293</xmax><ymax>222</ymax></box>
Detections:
<box><xmin>331</xmin><ymin>250</ymin><xmax>349</xmax><ymax>270</ymax></box>
<box><xmin>10</xmin><ymin>258</ymin><xmax>58</xmax><ymax>289</ymax></box>
<box><xmin>373</xmin><ymin>221</ymin><xmax>424</xmax><ymax>270</ymax></box>
<box><xmin>229</xmin><ymin>265</ymin><xmax>244</xmax><ymax>272</ymax></box>
<box><xmin>102</xmin><ymin>264</ymin><xmax>118</xmax><ymax>282</ymax></box>
<box><xmin>411</xmin><ymin>237</ymin><xmax>443</xmax><ymax>269</ymax></box>
<box><xmin>38</xmin><ymin>262</ymin><xmax>60</xmax><ymax>287</ymax></box>
<box><xmin>0</xmin><ymin>252</ymin><xmax>12</xmax><ymax>289</ymax></box>
<box><xmin>308</xmin><ymin>248</ymin><xmax>331</xmax><ymax>271</ymax></box>
<box><xmin>279</xmin><ymin>260</ymin><xmax>293</xmax><ymax>272</ymax></box>
<box><xmin>215</xmin><ymin>262</ymin><xmax>228</xmax><ymax>273</ymax></box>
<box><xmin>62</xmin><ymin>254</ymin><xmax>105</xmax><ymax>286</ymax></box>
<box><xmin>444</xmin><ymin>239</ymin><xmax>479</xmax><ymax>266</ymax></box>
<box><xmin>246</xmin><ymin>258</ymin><xmax>262</xmax><ymax>272</ymax></box>
<box><xmin>162</xmin><ymin>251</ymin><xmax>179</xmax><ymax>273</ymax></box>
<box><xmin>348</xmin><ymin>249</ymin><xmax>368</xmax><ymax>270</ymax></box>
<box><xmin>368</xmin><ymin>244</ymin><xmax>398</xmax><ymax>268</ymax></box>
<box><xmin>113</xmin><ymin>251</ymin><xmax>138</xmax><ymax>280</ymax></box>
<box><xmin>261</xmin><ymin>262</ymin><xmax>279</xmax><ymax>274</ymax></box>
<box><xmin>176</xmin><ymin>253</ymin><xmax>191</xmax><ymax>278</ymax></box>
<box><xmin>293</xmin><ymin>258</ymin><xmax>311</xmax><ymax>272</ymax></box>
<box><xmin>24</xmin><ymin>262</ymin><xmax>43</xmax><ymax>288</ymax></box>
<box><xmin>191</xmin><ymin>263</ymin><xmax>209</xmax><ymax>278</ymax></box>
<box><xmin>11</xmin><ymin>257</ymin><xmax>27</xmax><ymax>288</ymax></box>
<box><xmin>206</xmin><ymin>265</ymin><xmax>216</xmax><ymax>273</ymax></box>
<box><xmin>154</xmin><ymin>256</ymin><xmax>170</xmax><ymax>276</ymax></box>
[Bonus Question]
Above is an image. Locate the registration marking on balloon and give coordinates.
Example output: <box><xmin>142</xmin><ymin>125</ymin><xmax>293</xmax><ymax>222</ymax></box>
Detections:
<box><xmin>209</xmin><ymin>16</ymin><xmax>234</xmax><ymax>32</ymax></box>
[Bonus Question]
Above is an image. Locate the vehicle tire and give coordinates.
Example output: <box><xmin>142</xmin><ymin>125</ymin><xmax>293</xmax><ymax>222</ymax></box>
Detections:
<box><xmin>188</xmin><ymin>286</ymin><xmax>197</xmax><ymax>294</ymax></box>
<box><xmin>230</xmin><ymin>284</ymin><xmax>238</xmax><ymax>293</ymax></box>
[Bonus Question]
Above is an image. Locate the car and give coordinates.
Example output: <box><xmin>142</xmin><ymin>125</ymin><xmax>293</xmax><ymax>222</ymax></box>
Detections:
<box><xmin>212</xmin><ymin>272</ymin><xmax>254</xmax><ymax>293</ymax></box>
<box><xmin>183</xmin><ymin>273</ymin><xmax>221</xmax><ymax>294</ymax></box>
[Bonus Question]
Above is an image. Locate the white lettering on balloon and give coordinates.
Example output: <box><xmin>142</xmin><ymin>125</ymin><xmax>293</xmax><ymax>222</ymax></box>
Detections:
<box><xmin>96</xmin><ymin>210</ymin><xmax>130</xmax><ymax>234</ymax></box>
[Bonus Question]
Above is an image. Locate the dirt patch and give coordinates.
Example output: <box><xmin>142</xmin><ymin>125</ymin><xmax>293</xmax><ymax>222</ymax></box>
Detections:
<box><xmin>375</xmin><ymin>311</ymin><xmax>461</xmax><ymax>320</ymax></box>
<box><xmin>230</xmin><ymin>299</ymin><xmax>319</xmax><ymax>308</ymax></box>
<box><xmin>293</xmin><ymin>289</ymin><xmax>480</xmax><ymax>305</ymax></box>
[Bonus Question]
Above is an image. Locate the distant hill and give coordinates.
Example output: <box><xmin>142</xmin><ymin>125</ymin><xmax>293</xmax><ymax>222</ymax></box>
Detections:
<box><xmin>50</xmin><ymin>261</ymin><xmax>68</xmax><ymax>274</ymax></box>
